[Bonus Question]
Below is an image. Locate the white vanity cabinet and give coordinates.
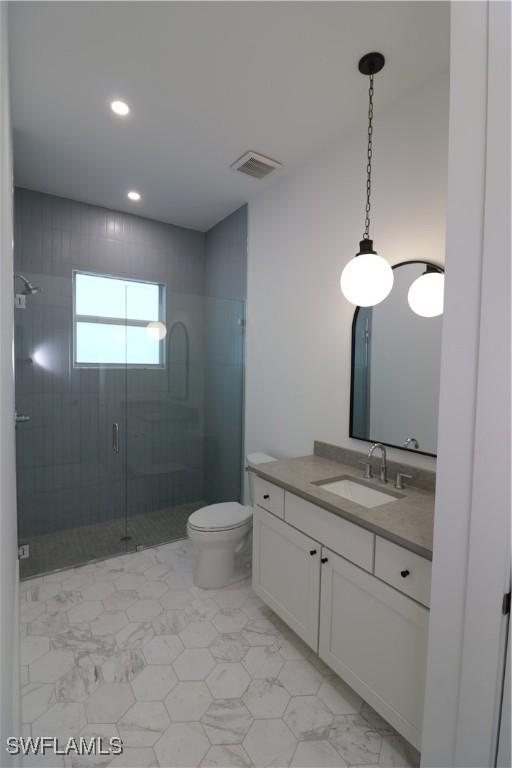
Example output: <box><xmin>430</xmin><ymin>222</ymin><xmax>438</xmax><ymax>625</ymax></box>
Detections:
<box><xmin>251</xmin><ymin>478</ymin><xmax>431</xmax><ymax>750</ymax></box>
<box><xmin>319</xmin><ymin>548</ymin><xmax>428</xmax><ymax>747</ymax></box>
<box><xmin>252</xmin><ymin>506</ymin><xmax>321</xmax><ymax>650</ymax></box>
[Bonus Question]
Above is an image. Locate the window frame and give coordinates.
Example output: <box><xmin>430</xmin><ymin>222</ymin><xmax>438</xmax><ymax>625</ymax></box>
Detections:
<box><xmin>72</xmin><ymin>270</ymin><xmax>167</xmax><ymax>369</ymax></box>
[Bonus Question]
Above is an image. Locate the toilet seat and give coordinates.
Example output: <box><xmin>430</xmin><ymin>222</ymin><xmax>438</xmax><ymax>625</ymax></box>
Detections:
<box><xmin>188</xmin><ymin>502</ymin><xmax>253</xmax><ymax>533</ymax></box>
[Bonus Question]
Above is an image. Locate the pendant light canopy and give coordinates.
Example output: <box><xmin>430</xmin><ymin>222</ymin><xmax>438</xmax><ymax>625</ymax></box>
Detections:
<box><xmin>407</xmin><ymin>265</ymin><xmax>445</xmax><ymax>317</ymax></box>
<box><xmin>340</xmin><ymin>52</ymin><xmax>394</xmax><ymax>307</ymax></box>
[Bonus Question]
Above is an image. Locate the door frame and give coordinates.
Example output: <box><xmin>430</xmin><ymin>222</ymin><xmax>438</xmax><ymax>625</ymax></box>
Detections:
<box><xmin>421</xmin><ymin>2</ymin><xmax>511</xmax><ymax>766</ymax></box>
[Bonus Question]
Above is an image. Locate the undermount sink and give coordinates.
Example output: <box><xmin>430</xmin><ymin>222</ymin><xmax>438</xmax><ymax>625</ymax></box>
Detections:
<box><xmin>317</xmin><ymin>478</ymin><xmax>397</xmax><ymax>508</ymax></box>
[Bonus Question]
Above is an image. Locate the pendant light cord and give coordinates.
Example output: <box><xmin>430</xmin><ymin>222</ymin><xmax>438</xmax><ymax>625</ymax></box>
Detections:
<box><xmin>363</xmin><ymin>73</ymin><xmax>374</xmax><ymax>241</ymax></box>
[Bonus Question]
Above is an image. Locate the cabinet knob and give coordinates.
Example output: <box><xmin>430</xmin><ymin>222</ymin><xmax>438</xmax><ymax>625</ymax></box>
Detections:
<box><xmin>400</xmin><ymin>569</ymin><xmax>410</xmax><ymax>578</ymax></box>
<box><xmin>309</xmin><ymin>549</ymin><xmax>317</xmax><ymax>556</ymax></box>
<box><xmin>321</xmin><ymin>557</ymin><xmax>329</xmax><ymax>564</ymax></box>
<box><xmin>263</xmin><ymin>494</ymin><xmax>270</xmax><ymax>500</ymax></box>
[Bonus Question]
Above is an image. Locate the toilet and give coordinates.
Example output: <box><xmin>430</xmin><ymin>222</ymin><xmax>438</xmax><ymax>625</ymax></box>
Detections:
<box><xmin>187</xmin><ymin>452</ymin><xmax>276</xmax><ymax>589</ymax></box>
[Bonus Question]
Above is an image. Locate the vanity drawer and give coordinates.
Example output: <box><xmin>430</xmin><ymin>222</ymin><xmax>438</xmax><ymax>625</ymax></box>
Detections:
<box><xmin>254</xmin><ymin>476</ymin><xmax>285</xmax><ymax>518</ymax></box>
<box><xmin>374</xmin><ymin>537</ymin><xmax>431</xmax><ymax>607</ymax></box>
<box><xmin>285</xmin><ymin>492</ymin><xmax>374</xmax><ymax>572</ymax></box>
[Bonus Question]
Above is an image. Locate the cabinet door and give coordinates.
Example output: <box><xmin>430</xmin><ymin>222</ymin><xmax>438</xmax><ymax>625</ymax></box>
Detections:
<box><xmin>319</xmin><ymin>548</ymin><xmax>428</xmax><ymax>749</ymax></box>
<box><xmin>252</xmin><ymin>506</ymin><xmax>321</xmax><ymax>651</ymax></box>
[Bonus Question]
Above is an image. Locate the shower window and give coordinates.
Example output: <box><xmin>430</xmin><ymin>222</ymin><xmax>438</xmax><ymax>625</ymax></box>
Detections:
<box><xmin>73</xmin><ymin>271</ymin><xmax>166</xmax><ymax>367</ymax></box>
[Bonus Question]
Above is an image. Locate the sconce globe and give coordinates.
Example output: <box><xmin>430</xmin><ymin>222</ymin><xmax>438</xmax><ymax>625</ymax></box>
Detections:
<box><xmin>408</xmin><ymin>271</ymin><xmax>444</xmax><ymax>317</ymax></box>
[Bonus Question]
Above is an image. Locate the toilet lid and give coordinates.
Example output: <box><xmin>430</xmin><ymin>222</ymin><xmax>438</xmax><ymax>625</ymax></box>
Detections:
<box><xmin>188</xmin><ymin>502</ymin><xmax>253</xmax><ymax>532</ymax></box>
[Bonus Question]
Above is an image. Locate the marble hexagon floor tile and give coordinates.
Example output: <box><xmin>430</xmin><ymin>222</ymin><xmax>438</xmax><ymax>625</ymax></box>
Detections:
<box><xmin>32</xmin><ymin>702</ymin><xmax>87</xmax><ymax>743</ymax></box>
<box><xmin>19</xmin><ymin>539</ymin><xmax>420</xmax><ymax>768</ymax></box>
<box><xmin>179</xmin><ymin>619</ymin><xmax>218</xmax><ymax>648</ymax></box>
<box><xmin>318</xmin><ymin>675</ymin><xmax>364</xmax><ymax>716</ymax></box>
<box><xmin>131</xmin><ymin>664</ymin><xmax>178</xmax><ymax>701</ymax></box>
<box><xmin>328</xmin><ymin>714</ymin><xmax>383</xmax><ymax>766</ymax></box>
<box><xmin>21</xmin><ymin>635</ymin><xmax>50</xmax><ymax>666</ymax></box>
<box><xmin>72</xmin><ymin>723</ymin><xmax>121</xmax><ymax>768</ymax></box>
<box><xmin>201</xmin><ymin>699</ymin><xmax>253</xmax><ymax>745</ymax></box>
<box><xmin>283</xmin><ymin>695</ymin><xmax>334</xmax><ymax>740</ymax></box>
<box><xmin>109</xmin><ymin>747</ymin><xmax>158</xmax><ymax>767</ymax></box>
<box><xmin>89</xmin><ymin>611</ymin><xmax>128</xmax><ymax>637</ymax></box>
<box><xmin>242</xmin><ymin>678</ymin><xmax>291</xmax><ymax>719</ymax></box>
<box><xmin>278</xmin><ymin>658</ymin><xmax>323</xmax><ymax>696</ymax></box>
<box><xmin>290</xmin><ymin>739</ymin><xmax>348</xmax><ymax>767</ymax></box>
<box><xmin>117</xmin><ymin>701</ymin><xmax>170</xmax><ymax>747</ymax></box>
<box><xmin>212</xmin><ymin>609</ymin><xmax>249</xmax><ymax>634</ymax></box>
<box><xmin>200</xmin><ymin>743</ymin><xmax>253</xmax><ymax>768</ymax></box>
<box><xmin>243</xmin><ymin>718</ymin><xmax>297</xmax><ymax>767</ymax></box>
<box><xmin>68</xmin><ymin>601</ymin><xmax>104</xmax><ymax>624</ymax></box>
<box><xmin>21</xmin><ymin>682</ymin><xmax>56</xmax><ymax>723</ymax></box>
<box><xmin>126</xmin><ymin>599</ymin><xmax>162</xmax><ymax>622</ymax></box>
<box><xmin>173</xmin><ymin>648</ymin><xmax>216</xmax><ymax>680</ymax></box>
<box><xmin>164</xmin><ymin>681</ymin><xmax>213</xmax><ymax>722</ymax></box>
<box><xmin>243</xmin><ymin>645</ymin><xmax>284</xmax><ymax>679</ymax></box>
<box><xmin>100</xmin><ymin>649</ymin><xmax>146</xmax><ymax>683</ymax></box>
<box><xmin>206</xmin><ymin>662</ymin><xmax>251</xmax><ymax>699</ymax></box>
<box><xmin>29</xmin><ymin>649</ymin><xmax>75</xmax><ymax>683</ymax></box>
<box><xmin>209</xmin><ymin>632</ymin><xmax>249</xmax><ymax>662</ymax></box>
<box><xmin>154</xmin><ymin>722</ymin><xmax>210</xmax><ymax>767</ymax></box>
<box><xmin>85</xmin><ymin>682</ymin><xmax>135</xmax><ymax>723</ymax></box>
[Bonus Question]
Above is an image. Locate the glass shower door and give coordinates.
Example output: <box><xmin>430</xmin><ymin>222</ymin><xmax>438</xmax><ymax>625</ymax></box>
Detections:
<box><xmin>125</xmin><ymin>291</ymin><xmax>205</xmax><ymax>548</ymax></box>
<box><xmin>15</xmin><ymin>270</ymin><xmax>128</xmax><ymax>578</ymax></box>
<box><xmin>125</xmin><ymin>293</ymin><xmax>245</xmax><ymax>549</ymax></box>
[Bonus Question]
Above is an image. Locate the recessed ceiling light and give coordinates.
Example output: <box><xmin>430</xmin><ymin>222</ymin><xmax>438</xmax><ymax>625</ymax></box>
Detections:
<box><xmin>127</xmin><ymin>191</ymin><xmax>141</xmax><ymax>201</ymax></box>
<box><xmin>111</xmin><ymin>100</ymin><xmax>130</xmax><ymax>116</ymax></box>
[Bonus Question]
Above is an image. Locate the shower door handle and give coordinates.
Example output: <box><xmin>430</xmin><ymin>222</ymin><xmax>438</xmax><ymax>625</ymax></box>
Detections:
<box><xmin>112</xmin><ymin>423</ymin><xmax>120</xmax><ymax>453</ymax></box>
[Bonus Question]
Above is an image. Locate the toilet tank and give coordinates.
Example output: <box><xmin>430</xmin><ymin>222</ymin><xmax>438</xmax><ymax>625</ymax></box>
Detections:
<box><xmin>246</xmin><ymin>452</ymin><xmax>276</xmax><ymax>505</ymax></box>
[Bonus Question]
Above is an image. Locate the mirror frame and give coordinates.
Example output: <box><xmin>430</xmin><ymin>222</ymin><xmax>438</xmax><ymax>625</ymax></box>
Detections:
<box><xmin>349</xmin><ymin>259</ymin><xmax>444</xmax><ymax>458</ymax></box>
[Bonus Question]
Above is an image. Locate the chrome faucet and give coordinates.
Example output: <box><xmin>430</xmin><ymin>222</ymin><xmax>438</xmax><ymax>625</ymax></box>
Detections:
<box><xmin>403</xmin><ymin>437</ymin><xmax>419</xmax><ymax>450</ymax></box>
<box><xmin>367</xmin><ymin>442</ymin><xmax>388</xmax><ymax>483</ymax></box>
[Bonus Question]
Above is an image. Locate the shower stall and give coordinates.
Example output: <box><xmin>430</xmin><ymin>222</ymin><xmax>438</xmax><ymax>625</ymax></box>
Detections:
<box><xmin>14</xmin><ymin>189</ymin><xmax>246</xmax><ymax>579</ymax></box>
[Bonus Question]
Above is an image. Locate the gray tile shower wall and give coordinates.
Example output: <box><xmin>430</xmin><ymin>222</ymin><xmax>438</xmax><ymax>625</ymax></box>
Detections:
<box><xmin>204</xmin><ymin>206</ymin><xmax>247</xmax><ymax>504</ymax></box>
<box><xmin>14</xmin><ymin>188</ymin><xmax>206</xmax><ymax>289</ymax></box>
<box><xmin>205</xmin><ymin>205</ymin><xmax>247</xmax><ymax>302</ymax></box>
<box><xmin>14</xmin><ymin>189</ymin><xmax>247</xmax><ymax>547</ymax></box>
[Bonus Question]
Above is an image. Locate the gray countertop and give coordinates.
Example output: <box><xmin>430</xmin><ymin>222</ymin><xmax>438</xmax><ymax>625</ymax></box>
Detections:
<box><xmin>254</xmin><ymin>455</ymin><xmax>435</xmax><ymax>560</ymax></box>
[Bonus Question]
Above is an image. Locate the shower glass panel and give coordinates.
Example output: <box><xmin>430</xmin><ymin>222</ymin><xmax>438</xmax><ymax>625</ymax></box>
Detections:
<box><xmin>15</xmin><ymin>276</ymin><xmax>246</xmax><ymax>576</ymax></box>
<box><xmin>13</xmin><ymin>190</ymin><xmax>246</xmax><ymax>578</ymax></box>
<box><xmin>125</xmin><ymin>294</ymin><xmax>245</xmax><ymax>549</ymax></box>
<box><xmin>15</xmin><ymin>271</ymin><xmax>128</xmax><ymax>579</ymax></box>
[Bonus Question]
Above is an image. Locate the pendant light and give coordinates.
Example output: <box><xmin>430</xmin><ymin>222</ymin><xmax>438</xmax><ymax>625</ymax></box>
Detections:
<box><xmin>408</xmin><ymin>265</ymin><xmax>445</xmax><ymax>317</ymax></box>
<box><xmin>340</xmin><ymin>52</ymin><xmax>393</xmax><ymax>307</ymax></box>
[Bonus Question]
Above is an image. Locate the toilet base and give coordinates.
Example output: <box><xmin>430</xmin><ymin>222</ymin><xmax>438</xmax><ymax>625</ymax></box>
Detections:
<box><xmin>197</xmin><ymin>543</ymin><xmax>236</xmax><ymax>588</ymax></box>
<box><xmin>188</xmin><ymin>523</ymin><xmax>252</xmax><ymax>590</ymax></box>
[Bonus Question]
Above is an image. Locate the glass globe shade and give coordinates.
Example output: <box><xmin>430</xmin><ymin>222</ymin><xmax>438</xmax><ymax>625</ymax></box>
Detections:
<box><xmin>340</xmin><ymin>252</ymin><xmax>394</xmax><ymax>307</ymax></box>
<box><xmin>407</xmin><ymin>272</ymin><xmax>444</xmax><ymax>317</ymax></box>
<box><xmin>146</xmin><ymin>321</ymin><xmax>167</xmax><ymax>341</ymax></box>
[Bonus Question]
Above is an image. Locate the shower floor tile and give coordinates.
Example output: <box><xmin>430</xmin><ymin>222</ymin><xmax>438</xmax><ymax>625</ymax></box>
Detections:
<box><xmin>19</xmin><ymin>539</ymin><xmax>420</xmax><ymax>767</ymax></box>
<box><xmin>19</xmin><ymin>501</ymin><xmax>205</xmax><ymax>579</ymax></box>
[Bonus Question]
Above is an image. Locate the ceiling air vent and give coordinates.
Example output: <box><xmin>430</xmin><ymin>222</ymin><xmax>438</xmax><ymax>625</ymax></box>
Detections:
<box><xmin>231</xmin><ymin>151</ymin><xmax>282</xmax><ymax>179</ymax></box>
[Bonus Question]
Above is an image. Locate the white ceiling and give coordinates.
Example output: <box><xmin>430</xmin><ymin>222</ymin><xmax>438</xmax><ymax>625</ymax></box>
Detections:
<box><xmin>8</xmin><ymin>2</ymin><xmax>449</xmax><ymax>232</ymax></box>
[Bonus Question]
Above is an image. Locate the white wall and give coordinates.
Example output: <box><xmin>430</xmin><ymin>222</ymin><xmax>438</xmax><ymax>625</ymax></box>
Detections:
<box><xmin>0</xmin><ymin>3</ymin><xmax>20</xmax><ymax>757</ymax></box>
<box><xmin>422</xmin><ymin>2</ymin><xmax>511</xmax><ymax>765</ymax></box>
<box><xmin>245</xmin><ymin>71</ymin><xmax>448</xmax><ymax>471</ymax></box>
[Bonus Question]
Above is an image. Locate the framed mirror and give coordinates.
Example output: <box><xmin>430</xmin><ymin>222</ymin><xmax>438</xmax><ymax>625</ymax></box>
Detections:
<box><xmin>350</xmin><ymin>261</ymin><xmax>443</xmax><ymax>457</ymax></box>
